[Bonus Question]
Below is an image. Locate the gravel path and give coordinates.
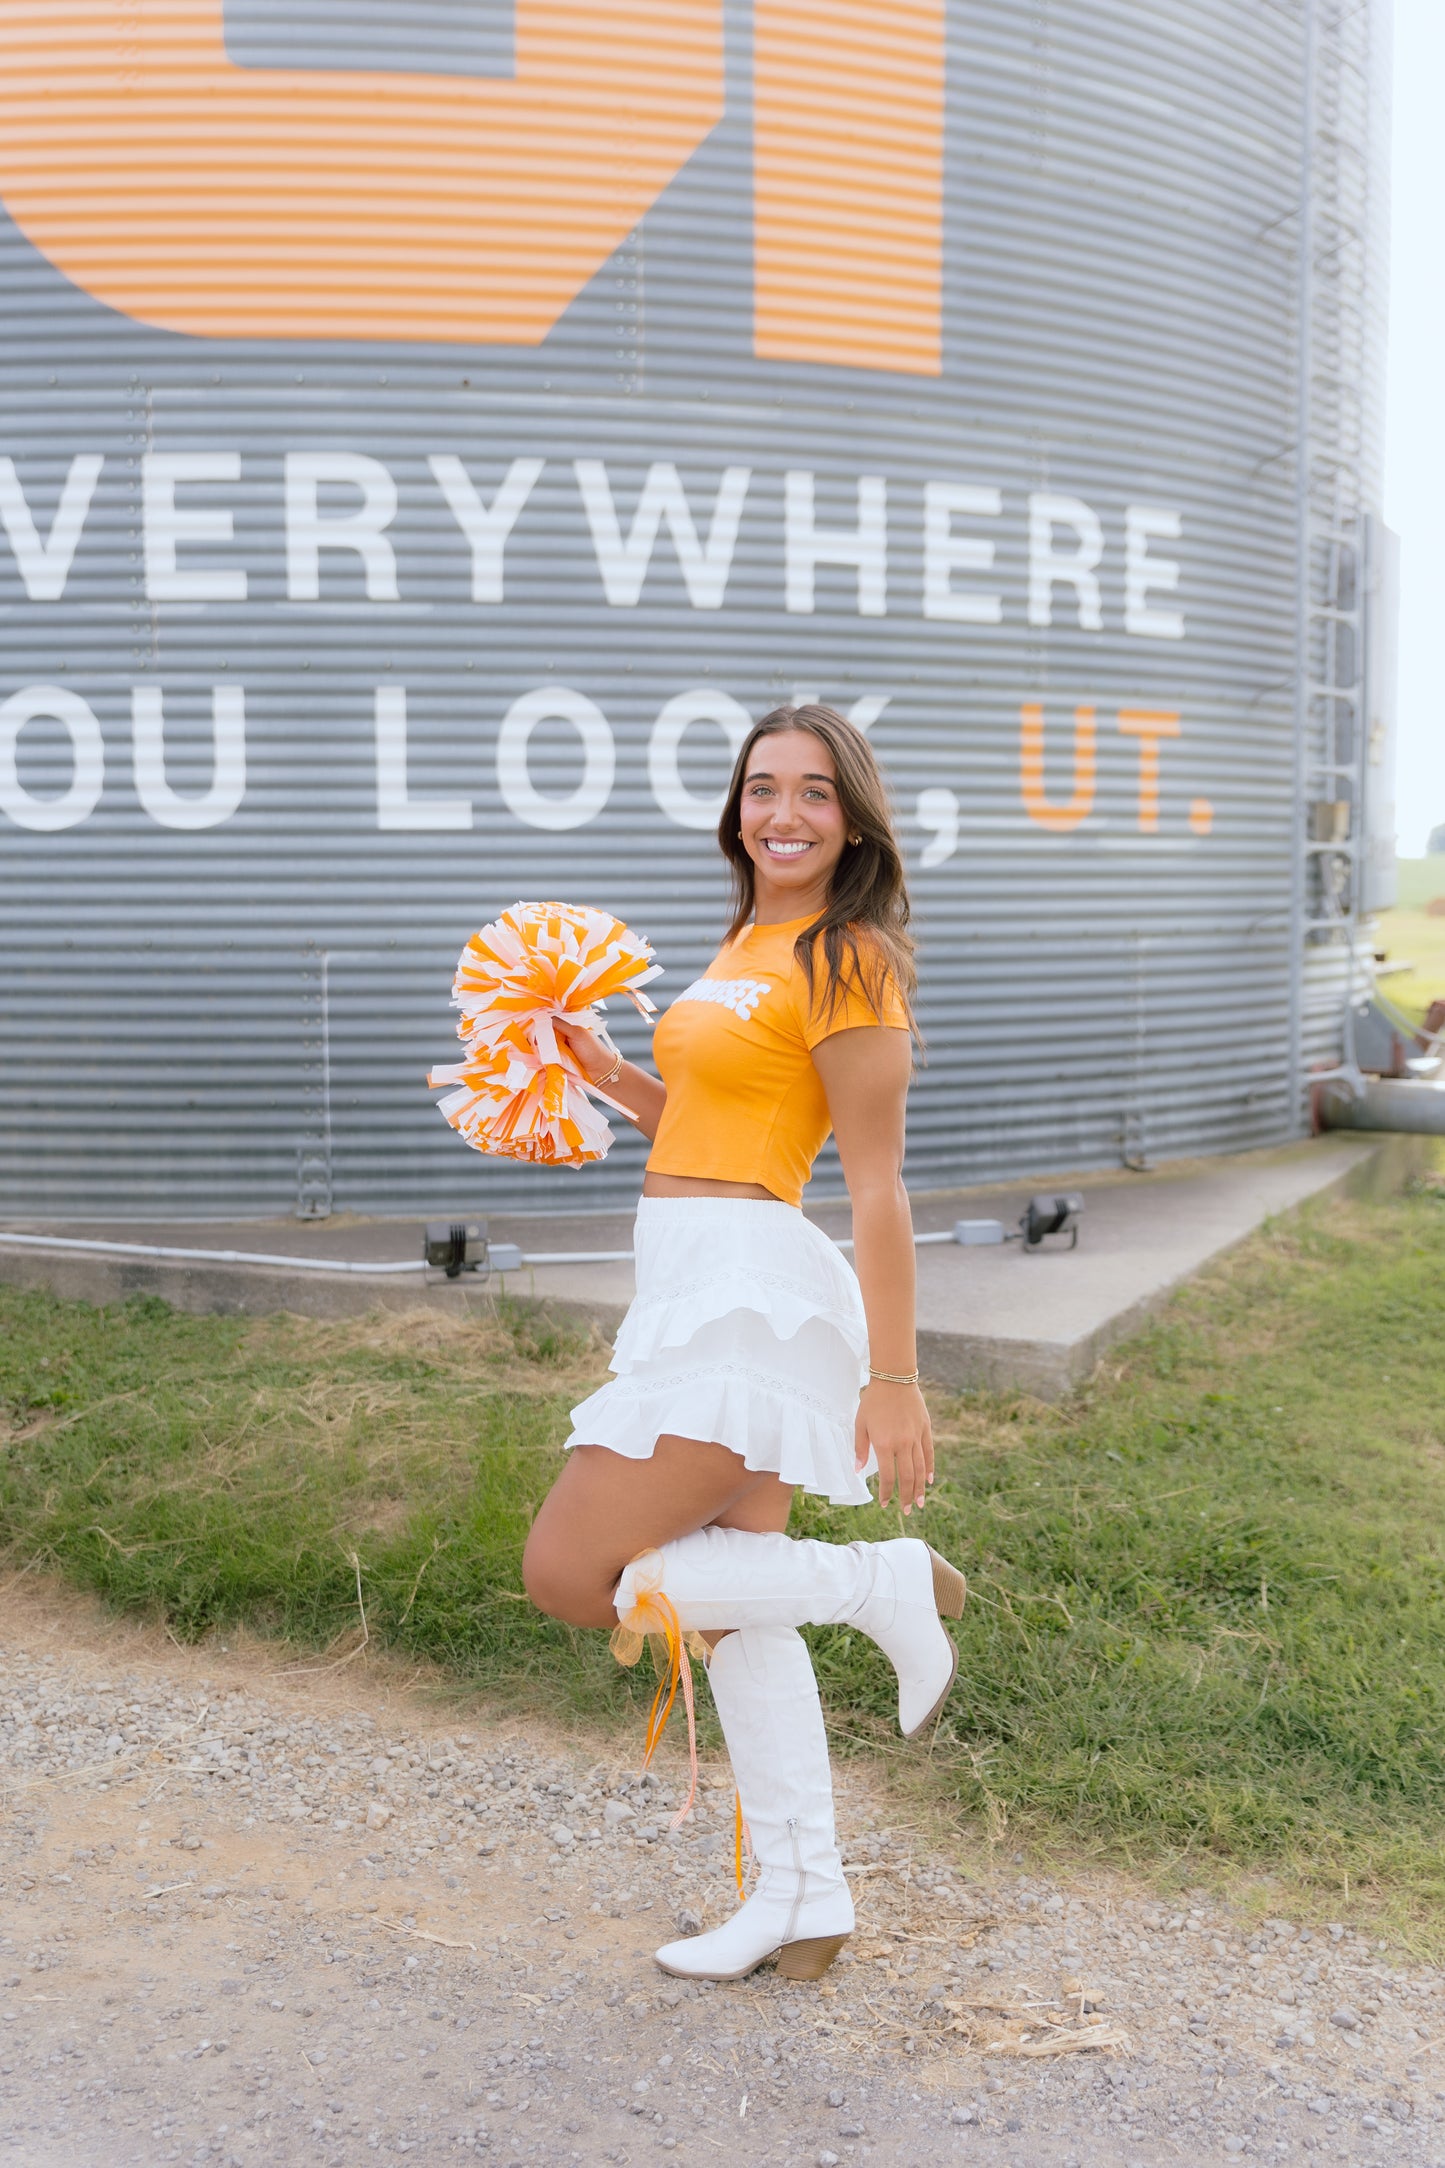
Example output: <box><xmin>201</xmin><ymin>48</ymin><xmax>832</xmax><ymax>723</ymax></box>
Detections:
<box><xmin>1</xmin><ymin>1583</ymin><xmax>1441</xmax><ymax>2168</ymax></box>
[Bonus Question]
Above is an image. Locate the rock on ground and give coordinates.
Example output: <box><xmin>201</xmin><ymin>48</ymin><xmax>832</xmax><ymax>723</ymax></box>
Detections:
<box><xmin>1</xmin><ymin>1583</ymin><xmax>1442</xmax><ymax>2168</ymax></box>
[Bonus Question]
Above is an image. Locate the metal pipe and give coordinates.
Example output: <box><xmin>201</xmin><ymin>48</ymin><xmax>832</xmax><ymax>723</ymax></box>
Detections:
<box><xmin>1287</xmin><ymin>0</ymin><xmax>1319</xmax><ymax>1140</ymax></box>
<box><xmin>1318</xmin><ymin>1078</ymin><xmax>1445</xmax><ymax>1136</ymax></box>
<box><xmin>320</xmin><ymin>948</ymin><xmax>334</xmax><ymax>1182</ymax></box>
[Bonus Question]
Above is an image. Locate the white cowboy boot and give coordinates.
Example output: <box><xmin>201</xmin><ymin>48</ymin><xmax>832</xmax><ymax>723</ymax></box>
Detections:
<box><xmin>616</xmin><ymin>1531</ymin><xmax>965</xmax><ymax>1738</ymax></box>
<box><xmin>652</xmin><ymin>1627</ymin><xmax>854</xmax><ymax>1983</ymax></box>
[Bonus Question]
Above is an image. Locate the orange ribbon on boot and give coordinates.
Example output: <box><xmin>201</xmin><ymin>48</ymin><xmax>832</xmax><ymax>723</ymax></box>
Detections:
<box><xmin>610</xmin><ymin>1549</ymin><xmax>708</xmax><ymax>1829</ymax></box>
<box><xmin>734</xmin><ymin>1790</ymin><xmax>753</xmax><ymax>1904</ymax></box>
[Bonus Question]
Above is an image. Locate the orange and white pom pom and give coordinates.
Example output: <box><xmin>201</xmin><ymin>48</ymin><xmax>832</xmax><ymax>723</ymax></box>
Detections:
<box><xmin>428</xmin><ymin>901</ymin><xmax>660</xmax><ymax>1169</ymax></box>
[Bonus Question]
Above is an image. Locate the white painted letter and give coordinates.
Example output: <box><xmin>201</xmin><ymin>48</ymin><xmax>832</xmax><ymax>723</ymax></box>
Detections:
<box><xmin>428</xmin><ymin>455</ymin><xmax>544</xmax><ymax>604</ymax></box>
<box><xmin>1124</xmin><ymin>504</ymin><xmax>1185</xmax><ymax>639</ymax></box>
<box><xmin>374</xmin><ymin>686</ymin><xmax>472</xmax><ymax>831</ymax></box>
<box><xmin>496</xmin><ymin>688</ymin><xmax>614</xmax><ymax>832</ymax></box>
<box><xmin>142</xmin><ymin>452</ymin><xmax>246</xmax><ymax>602</ymax></box>
<box><xmin>131</xmin><ymin>685</ymin><xmax>246</xmax><ymax>829</ymax></box>
<box><xmin>916</xmin><ymin>785</ymin><xmax>960</xmax><ymax>868</ymax></box>
<box><xmin>923</xmin><ymin>482</ymin><xmax>1002</xmax><ymax>623</ymax></box>
<box><xmin>285</xmin><ymin>453</ymin><xmax>399</xmax><ymax>601</ymax></box>
<box><xmin>1027</xmin><ymin>493</ymin><xmax>1103</xmax><ymax>630</ymax></box>
<box><xmin>0</xmin><ymin>685</ymin><xmax>104</xmax><ymax>830</ymax></box>
<box><xmin>0</xmin><ymin>455</ymin><xmax>103</xmax><ymax>601</ymax></box>
<box><xmin>648</xmin><ymin>689</ymin><xmax>753</xmax><ymax>830</ymax></box>
<box><xmin>575</xmin><ymin>462</ymin><xmax>750</xmax><ymax>609</ymax></box>
<box><xmin>784</xmin><ymin>472</ymin><xmax>887</xmax><ymax>615</ymax></box>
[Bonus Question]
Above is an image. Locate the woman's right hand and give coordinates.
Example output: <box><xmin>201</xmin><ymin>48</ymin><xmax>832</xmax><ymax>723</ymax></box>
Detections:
<box><xmin>552</xmin><ymin>1018</ymin><xmax>616</xmax><ymax>1083</ymax></box>
<box><xmin>553</xmin><ymin>1016</ymin><xmax>667</xmax><ymax>1140</ymax></box>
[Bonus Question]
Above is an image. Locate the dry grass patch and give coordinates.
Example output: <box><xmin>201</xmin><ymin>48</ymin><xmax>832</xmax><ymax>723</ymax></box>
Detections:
<box><xmin>258</xmin><ymin>1299</ymin><xmax>610</xmax><ymax>1398</ymax></box>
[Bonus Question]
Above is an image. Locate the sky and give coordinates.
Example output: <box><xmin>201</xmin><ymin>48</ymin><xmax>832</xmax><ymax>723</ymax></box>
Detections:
<box><xmin>1384</xmin><ymin>0</ymin><xmax>1445</xmax><ymax>856</ymax></box>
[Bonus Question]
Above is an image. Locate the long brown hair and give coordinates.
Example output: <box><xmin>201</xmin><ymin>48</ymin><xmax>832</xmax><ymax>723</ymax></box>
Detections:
<box><xmin>717</xmin><ymin>703</ymin><xmax>918</xmax><ymax>1035</ymax></box>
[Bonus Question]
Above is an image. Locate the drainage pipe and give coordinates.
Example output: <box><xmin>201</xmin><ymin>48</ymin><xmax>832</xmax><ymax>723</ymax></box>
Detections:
<box><xmin>1318</xmin><ymin>1078</ymin><xmax>1445</xmax><ymax>1135</ymax></box>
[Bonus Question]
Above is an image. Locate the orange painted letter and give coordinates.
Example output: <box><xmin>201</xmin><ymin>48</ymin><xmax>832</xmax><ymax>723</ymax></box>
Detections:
<box><xmin>1117</xmin><ymin>710</ymin><xmax>1182</xmax><ymax>833</ymax></box>
<box><xmin>1020</xmin><ymin>704</ymin><xmax>1097</xmax><ymax>833</ymax></box>
<box><xmin>0</xmin><ymin>1</ymin><xmax>724</xmax><ymax>344</ymax></box>
<box><xmin>753</xmin><ymin>0</ymin><xmax>945</xmax><ymax>375</ymax></box>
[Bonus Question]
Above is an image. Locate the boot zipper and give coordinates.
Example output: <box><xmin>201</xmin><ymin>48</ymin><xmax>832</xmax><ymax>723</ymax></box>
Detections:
<box><xmin>783</xmin><ymin>1817</ymin><xmax>806</xmax><ymax>1947</ymax></box>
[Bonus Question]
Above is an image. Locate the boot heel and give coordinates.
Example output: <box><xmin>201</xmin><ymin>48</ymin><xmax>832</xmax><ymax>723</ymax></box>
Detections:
<box><xmin>928</xmin><ymin>1548</ymin><xmax>968</xmax><ymax>1619</ymax></box>
<box><xmin>777</xmin><ymin>1933</ymin><xmax>849</xmax><ymax>1981</ymax></box>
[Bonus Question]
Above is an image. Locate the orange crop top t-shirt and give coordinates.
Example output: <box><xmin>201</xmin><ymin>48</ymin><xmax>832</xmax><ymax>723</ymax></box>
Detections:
<box><xmin>645</xmin><ymin>917</ymin><xmax>909</xmax><ymax>1207</ymax></box>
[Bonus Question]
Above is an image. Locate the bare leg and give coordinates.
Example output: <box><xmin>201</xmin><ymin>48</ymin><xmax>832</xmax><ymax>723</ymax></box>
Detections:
<box><xmin>709</xmin><ymin>1478</ymin><xmax>793</xmax><ymax>1536</ymax></box>
<box><xmin>525</xmin><ymin>1443</ymin><xmax>857</xmax><ymax>1981</ymax></box>
<box><xmin>522</xmin><ymin>1435</ymin><xmax>793</xmax><ymax>1630</ymax></box>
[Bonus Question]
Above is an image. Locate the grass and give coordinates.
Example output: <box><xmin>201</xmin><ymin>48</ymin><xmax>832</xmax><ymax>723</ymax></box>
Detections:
<box><xmin>0</xmin><ymin>1300</ymin><xmax>640</xmax><ymax>1720</ymax></box>
<box><xmin>3</xmin><ymin>1159</ymin><xmax>1445</xmax><ymax>1930</ymax></box>
<box><xmin>1376</xmin><ymin>857</ymin><xmax>1445</xmax><ymax>1023</ymax></box>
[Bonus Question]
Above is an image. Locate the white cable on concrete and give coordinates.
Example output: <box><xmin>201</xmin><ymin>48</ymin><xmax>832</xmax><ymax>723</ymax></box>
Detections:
<box><xmin>516</xmin><ymin>1249</ymin><xmax>637</xmax><ymax>1265</ymax></box>
<box><xmin>0</xmin><ymin>1230</ymin><xmax>631</xmax><ymax>1273</ymax></box>
<box><xmin>0</xmin><ymin>1231</ymin><xmax>428</xmax><ymax>1277</ymax></box>
<box><xmin>0</xmin><ymin>1224</ymin><xmax>985</xmax><ymax>1276</ymax></box>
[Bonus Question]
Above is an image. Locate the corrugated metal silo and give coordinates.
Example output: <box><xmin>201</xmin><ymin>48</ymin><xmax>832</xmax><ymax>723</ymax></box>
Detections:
<box><xmin>0</xmin><ymin>0</ymin><xmax>1394</xmax><ymax>1218</ymax></box>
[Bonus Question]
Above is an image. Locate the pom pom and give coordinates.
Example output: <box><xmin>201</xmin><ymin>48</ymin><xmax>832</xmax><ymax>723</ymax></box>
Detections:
<box><xmin>428</xmin><ymin>901</ymin><xmax>660</xmax><ymax>1168</ymax></box>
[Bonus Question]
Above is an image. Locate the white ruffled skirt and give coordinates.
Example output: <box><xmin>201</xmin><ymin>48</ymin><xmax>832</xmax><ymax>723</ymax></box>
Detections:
<box><xmin>564</xmin><ymin>1197</ymin><xmax>876</xmax><ymax>1507</ymax></box>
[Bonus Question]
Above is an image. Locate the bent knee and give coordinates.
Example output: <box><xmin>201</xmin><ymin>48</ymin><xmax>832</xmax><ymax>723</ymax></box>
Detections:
<box><xmin>521</xmin><ymin>1531</ymin><xmax>617</xmax><ymax>1631</ymax></box>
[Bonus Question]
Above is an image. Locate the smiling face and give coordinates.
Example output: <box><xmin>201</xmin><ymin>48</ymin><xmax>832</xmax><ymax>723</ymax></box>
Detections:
<box><xmin>738</xmin><ymin>728</ymin><xmax>851</xmax><ymax>919</ymax></box>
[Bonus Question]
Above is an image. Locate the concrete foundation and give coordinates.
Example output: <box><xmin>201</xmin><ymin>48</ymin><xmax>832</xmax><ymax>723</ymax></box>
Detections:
<box><xmin>0</xmin><ymin>1134</ymin><xmax>1426</xmax><ymax>1398</ymax></box>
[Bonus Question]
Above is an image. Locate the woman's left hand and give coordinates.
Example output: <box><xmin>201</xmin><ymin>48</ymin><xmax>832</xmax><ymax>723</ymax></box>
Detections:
<box><xmin>856</xmin><ymin>1380</ymin><xmax>934</xmax><ymax>1513</ymax></box>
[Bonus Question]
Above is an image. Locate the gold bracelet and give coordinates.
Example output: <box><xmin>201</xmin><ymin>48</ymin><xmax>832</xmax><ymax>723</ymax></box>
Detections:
<box><xmin>868</xmin><ymin>1366</ymin><xmax>920</xmax><ymax>1386</ymax></box>
<box><xmin>592</xmin><ymin>1052</ymin><xmax>625</xmax><ymax>1088</ymax></box>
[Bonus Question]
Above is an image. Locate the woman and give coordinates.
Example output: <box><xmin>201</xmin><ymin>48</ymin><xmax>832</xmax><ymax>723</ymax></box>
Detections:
<box><xmin>522</xmin><ymin>702</ymin><xmax>965</xmax><ymax>1984</ymax></box>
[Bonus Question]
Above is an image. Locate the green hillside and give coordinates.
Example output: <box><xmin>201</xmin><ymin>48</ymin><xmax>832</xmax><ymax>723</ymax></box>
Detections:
<box><xmin>1394</xmin><ymin>856</ymin><xmax>1445</xmax><ymax>911</ymax></box>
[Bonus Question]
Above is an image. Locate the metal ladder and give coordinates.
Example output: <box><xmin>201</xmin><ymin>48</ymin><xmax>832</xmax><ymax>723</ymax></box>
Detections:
<box><xmin>1292</xmin><ymin>0</ymin><xmax>1384</xmax><ymax>1105</ymax></box>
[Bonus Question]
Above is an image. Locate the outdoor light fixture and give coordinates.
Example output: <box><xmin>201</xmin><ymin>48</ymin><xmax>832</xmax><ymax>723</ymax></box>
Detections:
<box><xmin>422</xmin><ymin>1222</ymin><xmax>527</xmax><ymax>1280</ymax></box>
<box><xmin>946</xmin><ymin>1195</ymin><xmax>1086</xmax><ymax>1252</ymax></box>
<box><xmin>423</xmin><ymin>1220</ymin><xmax>489</xmax><ymax>1279</ymax></box>
<box><xmin>1020</xmin><ymin>1193</ymin><xmax>1084</xmax><ymax>1252</ymax></box>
